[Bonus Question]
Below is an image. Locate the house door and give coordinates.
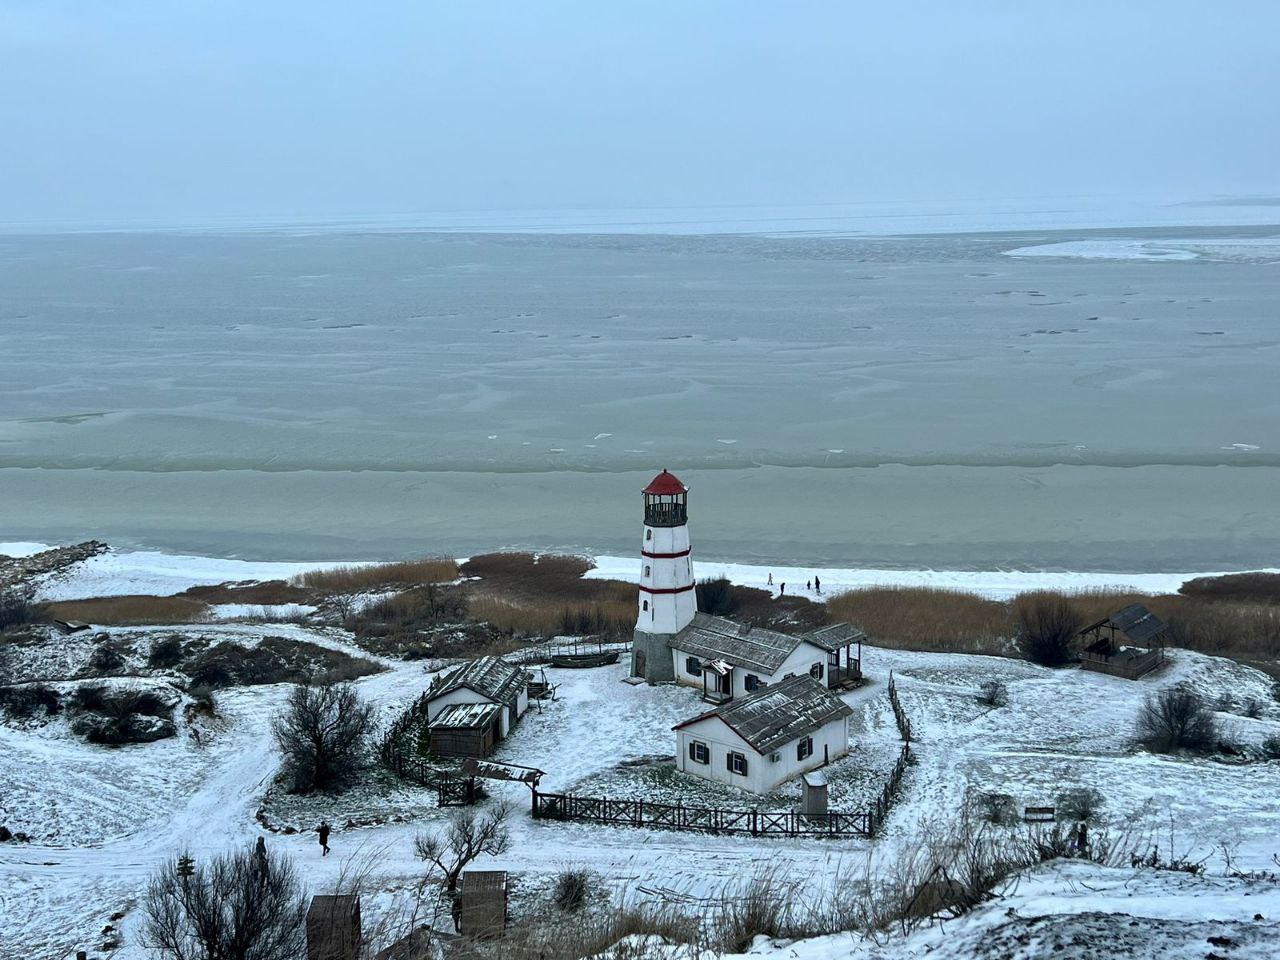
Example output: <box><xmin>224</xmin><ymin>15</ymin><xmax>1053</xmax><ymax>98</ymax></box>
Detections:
<box><xmin>634</xmin><ymin>650</ymin><xmax>646</xmax><ymax>677</ymax></box>
<box><xmin>718</xmin><ymin>671</ymin><xmax>732</xmax><ymax>695</ymax></box>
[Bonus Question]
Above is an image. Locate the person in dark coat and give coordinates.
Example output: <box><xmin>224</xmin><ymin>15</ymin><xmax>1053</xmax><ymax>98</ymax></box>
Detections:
<box><xmin>317</xmin><ymin>821</ymin><xmax>331</xmax><ymax>856</ymax></box>
<box><xmin>253</xmin><ymin>835</ymin><xmax>267</xmax><ymax>867</ymax></box>
<box><xmin>779</xmin><ymin>582</ymin><xmax>786</xmax><ymax>596</ymax></box>
<box><xmin>814</xmin><ymin>575</ymin><xmax>821</xmax><ymax>594</ymax></box>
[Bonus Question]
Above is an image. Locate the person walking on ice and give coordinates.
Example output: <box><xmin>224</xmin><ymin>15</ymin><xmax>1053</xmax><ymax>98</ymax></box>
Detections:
<box><xmin>806</xmin><ymin>579</ymin><xmax>811</xmax><ymax>591</ymax></box>
<box><xmin>317</xmin><ymin>820</ymin><xmax>331</xmax><ymax>856</ymax></box>
<box><xmin>779</xmin><ymin>582</ymin><xmax>786</xmax><ymax>596</ymax></box>
<box><xmin>767</xmin><ymin>572</ymin><xmax>773</xmax><ymax>585</ymax></box>
<box><xmin>814</xmin><ymin>575</ymin><xmax>821</xmax><ymax>594</ymax></box>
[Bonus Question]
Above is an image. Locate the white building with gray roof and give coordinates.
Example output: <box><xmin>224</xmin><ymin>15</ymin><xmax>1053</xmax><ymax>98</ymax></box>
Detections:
<box><xmin>672</xmin><ymin>674</ymin><xmax>854</xmax><ymax>793</ymax></box>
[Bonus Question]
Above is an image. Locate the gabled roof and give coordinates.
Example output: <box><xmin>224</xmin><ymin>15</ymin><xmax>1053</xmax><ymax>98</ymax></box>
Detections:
<box><xmin>674</xmin><ymin>674</ymin><xmax>853</xmax><ymax>755</ymax></box>
<box><xmin>1081</xmin><ymin>603</ymin><xmax>1169</xmax><ymax>646</ymax></box>
<box><xmin>431</xmin><ymin>656</ymin><xmax>526</xmax><ymax>707</ymax></box>
<box><xmin>675</xmin><ymin>613</ymin><xmax>815</xmax><ymax>674</ymax></box>
<box><xmin>803</xmin><ymin>622</ymin><xmax>867</xmax><ymax>652</ymax></box>
<box><xmin>433</xmin><ymin>702</ymin><xmax>504</xmax><ymax>730</ymax></box>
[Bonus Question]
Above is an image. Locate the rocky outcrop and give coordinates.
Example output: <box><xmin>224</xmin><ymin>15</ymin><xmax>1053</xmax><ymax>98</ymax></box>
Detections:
<box><xmin>0</xmin><ymin>541</ymin><xmax>109</xmax><ymax>589</ymax></box>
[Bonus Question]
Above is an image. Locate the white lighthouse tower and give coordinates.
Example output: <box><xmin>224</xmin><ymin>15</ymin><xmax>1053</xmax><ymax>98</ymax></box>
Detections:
<box><xmin>630</xmin><ymin>469</ymin><xmax>696</xmax><ymax>683</ymax></box>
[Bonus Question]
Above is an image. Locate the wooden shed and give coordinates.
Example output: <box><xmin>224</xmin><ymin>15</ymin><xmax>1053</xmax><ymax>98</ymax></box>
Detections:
<box><xmin>457</xmin><ymin>870</ymin><xmax>507</xmax><ymax>939</ymax></box>
<box><xmin>306</xmin><ymin>894</ymin><xmax>361</xmax><ymax>960</ymax></box>
<box><xmin>428</xmin><ymin>702</ymin><xmax>502</xmax><ymax>758</ymax></box>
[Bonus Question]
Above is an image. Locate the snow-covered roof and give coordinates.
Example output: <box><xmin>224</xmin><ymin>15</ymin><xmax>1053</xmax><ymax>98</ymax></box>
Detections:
<box><xmin>1082</xmin><ymin>603</ymin><xmax>1169</xmax><ymax>646</ymax></box>
<box><xmin>673</xmin><ymin>674</ymin><xmax>853</xmax><ymax>755</ymax></box>
<box><xmin>433</xmin><ymin>701</ymin><xmax>503</xmax><ymax>730</ymax></box>
<box><xmin>802</xmin><ymin>622</ymin><xmax>867</xmax><ymax>652</ymax></box>
<box><xmin>431</xmin><ymin>656</ymin><xmax>526</xmax><ymax>707</ymax></box>
<box><xmin>675</xmin><ymin>613</ymin><xmax>814</xmax><ymax>674</ymax></box>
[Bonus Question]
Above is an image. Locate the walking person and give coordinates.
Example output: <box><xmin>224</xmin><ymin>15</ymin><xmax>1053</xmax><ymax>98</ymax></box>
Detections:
<box><xmin>317</xmin><ymin>820</ymin><xmax>331</xmax><ymax>857</ymax></box>
<box><xmin>779</xmin><ymin>582</ymin><xmax>786</xmax><ymax>597</ymax></box>
<box><xmin>767</xmin><ymin>572</ymin><xmax>773</xmax><ymax>586</ymax></box>
<box><xmin>253</xmin><ymin>836</ymin><xmax>268</xmax><ymax>871</ymax></box>
<box><xmin>806</xmin><ymin>579</ymin><xmax>811</xmax><ymax>591</ymax></box>
<box><xmin>814</xmin><ymin>575</ymin><xmax>821</xmax><ymax>594</ymax></box>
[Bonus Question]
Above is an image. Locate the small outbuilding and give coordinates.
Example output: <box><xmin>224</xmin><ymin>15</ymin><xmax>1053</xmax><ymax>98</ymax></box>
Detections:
<box><xmin>306</xmin><ymin>894</ymin><xmax>361</xmax><ymax>960</ymax></box>
<box><xmin>457</xmin><ymin>870</ymin><xmax>508</xmax><ymax>939</ymax></box>
<box><xmin>425</xmin><ymin>656</ymin><xmax>529</xmax><ymax>753</ymax></box>
<box><xmin>673</xmin><ymin>674</ymin><xmax>853</xmax><ymax>794</ymax></box>
<box><xmin>1078</xmin><ymin>603</ymin><xmax>1167</xmax><ymax>680</ymax></box>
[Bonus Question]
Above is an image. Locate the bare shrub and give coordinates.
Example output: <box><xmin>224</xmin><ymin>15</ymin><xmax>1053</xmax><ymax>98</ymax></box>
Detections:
<box><xmin>1013</xmin><ymin>593</ymin><xmax>1079</xmax><ymax>667</ymax></box>
<box><xmin>70</xmin><ymin>686</ymin><xmax>177</xmax><ymax>745</ymax></box>
<box><xmin>1136</xmin><ymin>684</ymin><xmax>1218</xmax><ymax>754</ymax></box>
<box><xmin>695</xmin><ymin>577</ymin><xmax>738</xmax><ymax>617</ymax></box>
<box><xmin>88</xmin><ymin>643</ymin><xmax>127</xmax><ymax>675</ymax></box>
<box><xmin>976</xmin><ymin>791</ymin><xmax>1019</xmax><ymax>825</ymax></box>
<box><xmin>148</xmin><ymin>635</ymin><xmax>184</xmax><ymax>669</ymax></box>
<box><xmin>552</xmin><ymin>867</ymin><xmax>593</xmax><ymax>912</ymax></box>
<box><xmin>294</xmin><ymin>558</ymin><xmax>459</xmax><ymax>593</ymax></box>
<box><xmin>976</xmin><ymin>680</ymin><xmax>1008</xmax><ymax>707</ymax></box>
<box><xmin>0</xmin><ymin>683</ymin><xmax>61</xmax><ymax>719</ymax></box>
<box><xmin>45</xmin><ymin>594</ymin><xmax>207</xmax><ymax>626</ymax></box>
<box><xmin>273</xmin><ymin>681</ymin><xmax>375</xmax><ymax>793</ymax></box>
<box><xmin>0</xmin><ymin>585</ymin><xmax>40</xmax><ymax>631</ymax></box>
<box><xmin>1056</xmin><ymin>786</ymin><xmax>1105</xmax><ymax>823</ymax></box>
<box><xmin>825</xmin><ymin>587</ymin><xmax>1010</xmax><ymax>655</ymax></box>
<box><xmin>414</xmin><ymin>803</ymin><xmax>512</xmax><ymax>892</ymax></box>
<box><xmin>143</xmin><ymin>845</ymin><xmax>308</xmax><ymax>960</ymax></box>
<box><xmin>1260</xmin><ymin>735</ymin><xmax>1280</xmax><ymax>760</ymax></box>
<box><xmin>1241</xmin><ymin>698</ymin><xmax>1264</xmax><ymax>719</ymax></box>
<box><xmin>187</xmin><ymin>638</ymin><xmax>379</xmax><ymax>690</ymax></box>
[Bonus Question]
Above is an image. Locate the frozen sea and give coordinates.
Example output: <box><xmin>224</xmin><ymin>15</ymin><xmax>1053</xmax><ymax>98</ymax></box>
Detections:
<box><xmin>1</xmin><ymin>215</ymin><xmax>1278</xmax><ymax>571</ymax></box>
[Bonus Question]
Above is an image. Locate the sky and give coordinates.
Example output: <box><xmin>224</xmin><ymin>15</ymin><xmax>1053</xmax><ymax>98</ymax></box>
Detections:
<box><xmin>1</xmin><ymin>1</ymin><xmax>1278</xmax><ymax>227</ymax></box>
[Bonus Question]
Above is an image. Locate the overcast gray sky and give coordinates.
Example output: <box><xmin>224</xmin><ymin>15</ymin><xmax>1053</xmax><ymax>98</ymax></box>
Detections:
<box><xmin>2</xmin><ymin>1</ymin><xmax>1277</xmax><ymax>226</ymax></box>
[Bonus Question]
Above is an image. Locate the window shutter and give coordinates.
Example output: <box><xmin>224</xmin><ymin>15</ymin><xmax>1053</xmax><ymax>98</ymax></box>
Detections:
<box><xmin>688</xmin><ymin>741</ymin><xmax>696</xmax><ymax>761</ymax></box>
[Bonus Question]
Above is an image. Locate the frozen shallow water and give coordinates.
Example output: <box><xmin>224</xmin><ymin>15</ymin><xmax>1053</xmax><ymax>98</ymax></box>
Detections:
<box><xmin>1</xmin><ymin>227</ymin><xmax>1278</xmax><ymax>569</ymax></box>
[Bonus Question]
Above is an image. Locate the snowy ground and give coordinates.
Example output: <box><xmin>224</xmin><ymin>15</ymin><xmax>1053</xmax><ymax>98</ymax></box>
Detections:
<box><xmin>9</xmin><ymin>541</ymin><xmax>1262</xmax><ymax>604</ymax></box>
<box><xmin>4</xmin><ymin>548</ymin><xmax>1280</xmax><ymax>957</ymax></box>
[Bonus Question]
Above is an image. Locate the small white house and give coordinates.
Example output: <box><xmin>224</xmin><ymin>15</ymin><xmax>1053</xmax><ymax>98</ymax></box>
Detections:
<box><xmin>669</xmin><ymin>613</ymin><xmax>863</xmax><ymax>704</ymax></box>
<box><xmin>673</xmin><ymin>674</ymin><xmax>853</xmax><ymax>794</ymax></box>
<box><xmin>425</xmin><ymin>656</ymin><xmax>529</xmax><ymax>739</ymax></box>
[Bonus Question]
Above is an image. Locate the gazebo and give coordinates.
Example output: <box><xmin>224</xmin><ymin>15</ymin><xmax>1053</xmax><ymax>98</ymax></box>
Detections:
<box><xmin>1077</xmin><ymin>603</ymin><xmax>1167</xmax><ymax>680</ymax></box>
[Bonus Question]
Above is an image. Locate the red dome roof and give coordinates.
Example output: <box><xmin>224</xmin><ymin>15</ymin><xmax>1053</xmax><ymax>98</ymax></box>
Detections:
<box><xmin>643</xmin><ymin>469</ymin><xmax>687</xmax><ymax>495</ymax></box>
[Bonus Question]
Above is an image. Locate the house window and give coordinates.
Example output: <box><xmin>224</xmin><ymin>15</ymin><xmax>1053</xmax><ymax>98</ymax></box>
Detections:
<box><xmin>688</xmin><ymin>740</ymin><xmax>710</xmax><ymax>765</ymax></box>
<box><xmin>644</xmin><ymin>565</ymin><xmax>651</xmax><ymax>577</ymax></box>
<box><xmin>645</xmin><ymin>529</ymin><xmax>652</xmax><ymax>541</ymax></box>
<box><xmin>685</xmin><ymin>656</ymin><xmax>702</xmax><ymax>676</ymax></box>
<box><xmin>809</xmin><ymin>662</ymin><xmax>824</xmax><ymax>681</ymax></box>
<box><xmin>642</xmin><ymin>600</ymin><xmax>649</xmax><ymax>611</ymax></box>
<box><xmin>726</xmin><ymin>751</ymin><xmax>748</xmax><ymax>776</ymax></box>
<box><xmin>744</xmin><ymin>674</ymin><xmax>761</xmax><ymax>692</ymax></box>
<box><xmin>797</xmin><ymin>735</ymin><xmax>814</xmax><ymax>761</ymax></box>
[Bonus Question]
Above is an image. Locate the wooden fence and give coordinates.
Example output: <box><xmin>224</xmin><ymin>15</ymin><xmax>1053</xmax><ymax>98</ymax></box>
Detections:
<box><xmin>888</xmin><ymin>672</ymin><xmax>912</xmax><ymax>742</ymax></box>
<box><xmin>531</xmin><ymin>791</ymin><xmax>873</xmax><ymax>838</ymax></box>
<box><xmin>1079</xmin><ymin>648</ymin><xmax>1163</xmax><ymax>680</ymax></box>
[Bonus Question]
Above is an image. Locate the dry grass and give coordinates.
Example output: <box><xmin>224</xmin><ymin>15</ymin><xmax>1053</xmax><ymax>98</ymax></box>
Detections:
<box><xmin>467</xmin><ymin>594</ymin><xmax>635</xmax><ymax>638</ymax></box>
<box><xmin>293</xmin><ymin>558</ymin><xmax>459</xmax><ymax>593</ymax></box>
<box><xmin>180</xmin><ymin>580</ymin><xmax>316</xmax><ymax>605</ymax></box>
<box><xmin>45</xmin><ymin>595</ymin><xmax>209</xmax><ymax>626</ymax></box>
<box><xmin>826</xmin><ymin>587</ymin><xmax>1012</xmax><ymax>655</ymax></box>
<box><xmin>826</xmin><ymin>580</ymin><xmax>1280</xmax><ymax>663</ymax></box>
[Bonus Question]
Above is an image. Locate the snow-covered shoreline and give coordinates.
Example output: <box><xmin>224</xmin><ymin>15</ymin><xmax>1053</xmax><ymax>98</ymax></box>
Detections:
<box><xmin>6</xmin><ymin>541</ymin><xmax>1268</xmax><ymax>603</ymax></box>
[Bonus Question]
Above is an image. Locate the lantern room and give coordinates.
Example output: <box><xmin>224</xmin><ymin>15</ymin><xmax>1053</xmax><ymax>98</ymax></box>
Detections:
<box><xmin>642</xmin><ymin>469</ymin><xmax>688</xmax><ymax>527</ymax></box>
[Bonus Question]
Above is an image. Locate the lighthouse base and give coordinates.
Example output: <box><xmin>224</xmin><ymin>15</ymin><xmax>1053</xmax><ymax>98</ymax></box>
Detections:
<box><xmin>631</xmin><ymin>630</ymin><xmax>677</xmax><ymax>684</ymax></box>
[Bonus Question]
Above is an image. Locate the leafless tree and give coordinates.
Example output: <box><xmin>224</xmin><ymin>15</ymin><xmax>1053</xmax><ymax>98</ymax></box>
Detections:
<box><xmin>1136</xmin><ymin>684</ymin><xmax>1218</xmax><ymax>753</ymax></box>
<box><xmin>414</xmin><ymin>803</ymin><xmax>512</xmax><ymax>892</ymax></box>
<box><xmin>273</xmin><ymin>680</ymin><xmax>376</xmax><ymax>793</ymax></box>
<box><xmin>1014</xmin><ymin>594</ymin><xmax>1079</xmax><ymax>667</ymax></box>
<box><xmin>0</xmin><ymin>584</ymin><xmax>38</xmax><ymax>632</ymax></box>
<box><xmin>976</xmin><ymin>680</ymin><xmax>1008</xmax><ymax>707</ymax></box>
<box><xmin>143</xmin><ymin>845</ymin><xmax>308</xmax><ymax>960</ymax></box>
